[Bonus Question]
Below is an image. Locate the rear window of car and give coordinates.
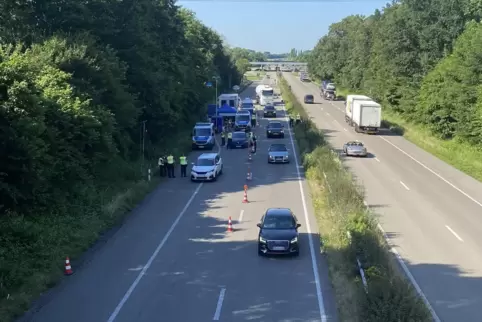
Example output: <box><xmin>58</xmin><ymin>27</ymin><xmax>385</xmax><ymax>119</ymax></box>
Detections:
<box><xmin>268</xmin><ymin>122</ymin><xmax>282</xmax><ymax>129</ymax></box>
<box><xmin>265</xmin><ymin>106</ymin><xmax>275</xmax><ymax>110</ymax></box>
<box><xmin>305</xmin><ymin>95</ymin><xmax>313</xmax><ymax>99</ymax></box>
<box><xmin>233</xmin><ymin>132</ymin><xmax>246</xmax><ymax>139</ymax></box>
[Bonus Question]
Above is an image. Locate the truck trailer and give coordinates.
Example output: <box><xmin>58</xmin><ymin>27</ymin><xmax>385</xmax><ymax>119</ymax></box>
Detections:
<box><xmin>347</xmin><ymin>100</ymin><xmax>382</xmax><ymax>134</ymax></box>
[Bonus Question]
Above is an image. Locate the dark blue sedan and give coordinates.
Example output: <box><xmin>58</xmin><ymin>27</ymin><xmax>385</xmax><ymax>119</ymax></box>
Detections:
<box><xmin>229</xmin><ymin>131</ymin><xmax>249</xmax><ymax>148</ymax></box>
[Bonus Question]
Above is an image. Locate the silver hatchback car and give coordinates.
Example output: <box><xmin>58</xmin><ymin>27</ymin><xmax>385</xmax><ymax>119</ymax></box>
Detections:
<box><xmin>268</xmin><ymin>143</ymin><xmax>289</xmax><ymax>163</ymax></box>
<box><xmin>343</xmin><ymin>141</ymin><xmax>368</xmax><ymax>157</ymax></box>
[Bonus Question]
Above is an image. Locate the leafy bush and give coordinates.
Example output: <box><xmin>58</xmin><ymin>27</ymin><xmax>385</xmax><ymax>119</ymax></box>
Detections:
<box><xmin>279</xmin><ymin>75</ymin><xmax>431</xmax><ymax>322</ymax></box>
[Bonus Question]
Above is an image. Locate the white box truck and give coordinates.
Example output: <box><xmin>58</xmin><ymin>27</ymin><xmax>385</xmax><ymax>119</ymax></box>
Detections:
<box><xmin>350</xmin><ymin>100</ymin><xmax>382</xmax><ymax>134</ymax></box>
<box><xmin>345</xmin><ymin>94</ymin><xmax>372</xmax><ymax>125</ymax></box>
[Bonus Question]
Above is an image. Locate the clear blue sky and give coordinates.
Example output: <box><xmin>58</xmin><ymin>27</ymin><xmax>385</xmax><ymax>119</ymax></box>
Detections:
<box><xmin>178</xmin><ymin>0</ymin><xmax>389</xmax><ymax>53</ymax></box>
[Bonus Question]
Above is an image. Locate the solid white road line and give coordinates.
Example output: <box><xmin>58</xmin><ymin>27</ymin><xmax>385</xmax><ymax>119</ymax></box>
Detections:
<box><xmin>212</xmin><ymin>288</ymin><xmax>226</xmax><ymax>320</ymax></box>
<box><xmin>377</xmin><ymin>223</ymin><xmax>441</xmax><ymax>322</ymax></box>
<box><xmin>106</xmin><ymin>183</ymin><xmax>203</xmax><ymax>322</ymax></box>
<box><xmin>399</xmin><ymin>181</ymin><xmax>410</xmax><ymax>191</ymax></box>
<box><xmin>445</xmin><ymin>225</ymin><xmax>464</xmax><ymax>242</ymax></box>
<box><xmin>106</xmin><ymin>84</ymin><xmax>244</xmax><ymax>322</ymax></box>
<box><xmin>238</xmin><ymin>210</ymin><xmax>244</xmax><ymax>223</ymax></box>
<box><xmin>374</xmin><ymin>157</ymin><xmax>380</xmax><ymax>162</ymax></box>
<box><xmin>379</xmin><ymin>135</ymin><xmax>482</xmax><ymax>208</ymax></box>
<box><xmin>283</xmin><ymin>106</ymin><xmax>328</xmax><ymax>322</ymax></box>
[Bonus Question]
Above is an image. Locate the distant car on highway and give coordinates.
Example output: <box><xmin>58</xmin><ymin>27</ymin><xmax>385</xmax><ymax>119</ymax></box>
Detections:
<box><xmin>304</xmin><ymin>94</ymin><xmax>314</xmax><ymax>104</ymax></box>
<box><xmin>263</xmin><ymin>105</ymin><xmax>277</xmax><ymax>118</ymax></box>
<box><xmin>266</xmin><ymin>121</ymin><xmax>285</xmax><ymax>138</ymax></box>
<box><xmin>343</xmin><ymin>141</ymin><xmax>368</xmax><ymax>157</ymax></box>
<box><xmin>190</xmin><ymin>153</ymin><xmax>223</xmax><ymax>182</ymax></box>
<box><xmin>268</xmin><ymin>143</ymin><xmax>289</xmax><ymax>163</ymax></box>
<box><xmin>257</xmin><ymin>208</ymin><xmax>300</xmax><ymax>256</ymax></box>
<box><xmin>229</xmin><ymin>131</ymin><xmax>249</xmax><ymax>149</ymax></box>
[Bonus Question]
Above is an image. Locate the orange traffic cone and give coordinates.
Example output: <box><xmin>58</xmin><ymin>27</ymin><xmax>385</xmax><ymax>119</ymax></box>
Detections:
<box><xmin>64</xmin><ymin>257</ymin><xmax>73</xmax><ymax>276</ymax></box>
<box><xmin>227</xmin><ymin>216</ymin><xmax>233</xmax><ymax>232</ymax></box>
<box><xmin>242</xmin><ymin>190</ymin><xmax>249</xmax><ymax>203</ymax></box>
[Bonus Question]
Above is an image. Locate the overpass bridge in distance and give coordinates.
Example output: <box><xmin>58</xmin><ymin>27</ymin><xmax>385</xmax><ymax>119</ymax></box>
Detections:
<box><xmin>249</xmin><ymin>61</ymin><xmax>308</xmax><ymax>67</ymax></box>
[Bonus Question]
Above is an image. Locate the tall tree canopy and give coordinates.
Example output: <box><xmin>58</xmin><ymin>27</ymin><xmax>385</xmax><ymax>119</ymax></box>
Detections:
<box><xmin>307</xmin><ymin>0</ymin><xmax>482</xmax><ymax>143</ymax></box>
<box><xmin>0</xmin><ymin>1</ymin><xmax>242</xmax><ymax>213</ymax></box>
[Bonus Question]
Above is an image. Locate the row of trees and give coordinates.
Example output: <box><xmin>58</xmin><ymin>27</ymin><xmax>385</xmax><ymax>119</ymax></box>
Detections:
<box><xmin>0</xmin><ymin>0</ymin><xmax>242</xmax><ymax>214</ymax></box>
<box><xmin>307</xmin><ymin>0</ymin><xmax>482</xmax><ymax>144</ymax></box>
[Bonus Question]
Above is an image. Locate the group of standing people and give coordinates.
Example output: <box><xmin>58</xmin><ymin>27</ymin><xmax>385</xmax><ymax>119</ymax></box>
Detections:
<box><xmin>158</xmin><ymin>154</ymin><xmax>188</xmax><ymax>178</ymax></box>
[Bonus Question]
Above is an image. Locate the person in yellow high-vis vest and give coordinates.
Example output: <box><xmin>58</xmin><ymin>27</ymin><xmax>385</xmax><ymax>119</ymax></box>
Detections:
<box><xmin>227</xmin><ymin>132</ymin><xmax>232</xmax><ymax>149</ymax></box>
<box><xmin>167</xmin><ymin>154</ymin><xmax>175</xmax><ymax>178</ymax></box>
<box><xmin>179</xmin><ymin>155</ymin><xmax>188</xmax><ymax>177</ymax></box>
<box><xmin>221</xmin><ymin>131</ymin><xmax>226</xmax><ymax>146</ymax></box>
<box><xmin>251</xmin><ymin>112</ymin><xmax>257</xmax><ymax>128</ymax></box>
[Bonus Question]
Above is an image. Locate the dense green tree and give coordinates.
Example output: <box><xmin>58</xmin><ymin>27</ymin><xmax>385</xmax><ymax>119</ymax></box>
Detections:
<box><xmin>307</xmin><ymin>0</ymin><xmax>482</xmax><ymax>144</ymax></box>
<box><xmin>0</xmin><ymin>0</ymin><xmax>243</xmax><ymax>213</ymax></box>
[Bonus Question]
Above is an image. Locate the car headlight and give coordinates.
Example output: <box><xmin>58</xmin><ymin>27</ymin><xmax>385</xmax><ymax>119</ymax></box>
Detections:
<box><xmin>283</xmin><ymin>155</ymin><xmax>289</xmax><ymax>159</ymax></box>
<box><xmin>259</xmin><ymin>236</ymin><xmax>267</xmax><ymax>243</ymax></box>
<box><xmin>290</xmin><ymin>237</ymin><xmax>298</xmax><ymax>244</ymax></box>
<box><xmin>269</xmin><ymin>155</ymin><xmax>274</xmax><ymax>159</ymax></box>
<box><xmin>280</xmin><ymin>130</ymin><xmax>284</xmax><ymax>133</ymax></box>
<box><xmin>268</xmin><ymin>130</ymin><xmax>271</xmax><ymax>133</ymax></box>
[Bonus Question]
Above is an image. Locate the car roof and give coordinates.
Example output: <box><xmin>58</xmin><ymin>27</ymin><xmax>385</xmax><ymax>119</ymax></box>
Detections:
<box><xmin>233</xmin><ymin>131</ymin><xmax>245</xmax><ymax>134</ymax></box>
<box><xmin>194</xmin><ymin>125</ymin><xmax>213</xmax><ymax>129</ymax></box>
<box><xmin>305</xmin><ymin>94</ymin><xmax>314</xmax><ymax>97</ymax></box>
<box><xmin>199</xmin><ymin>153</ymin><xmax>218</xmax><ymax>159</ymax></box>
<box><xmin>265</xmin><ymin>208</ymin><xmax>293</xmax><ymax>217</ymax></box>
<box><xmin>347</xmin><ymin>141</ymin><xmax>363</xmax><ymax>145</ymax></box>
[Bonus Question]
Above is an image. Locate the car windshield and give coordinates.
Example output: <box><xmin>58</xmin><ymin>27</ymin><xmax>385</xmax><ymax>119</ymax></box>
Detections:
<box><xmin>265</xmin><ymin>106</ymin><xmax>275</xmax><ymax>110</ymax></box>
<box><xmin>196</xmin><ymin>158</ymin><xmax>215</xmax><ymax>166</ymax></box>
<box><xmin>348</xmin><ymin>142</ymin><xmax>363</xmax><ymax>147</ymax></box>
<box><xmin>269</xmin><ymin>144</ymin><xmax>287</xmax><ymax>152</ymax></box>
<box><xmin>236</xmin><ymin>115</ymin><xmax>250</xmax><ymax>122</ymax></box>
<box><xmin>262</xmin><ymin>89</ymin><xmax>274</xmax><ymax>96</ymax></box>
<box><xmin>194</xmin><ymin>128</ymin><xmax>211</xmax><ymax>137</ymax></box>
<box><xmin>232</xmin><ymin>132</ymin><xmax>246</xmax><ymax>139</ymax></box>
<box><xmin>262</xmin><ymin>215</ymin><xmax>295</xmax><ymax>229</ymax></box>
<box><xmin>241</xmin><ymin>103</ymin><xmax>253</xmax><ymax>109</ymax></box>
<box><xmin>268</xmin><ymin>122</ymin><xmax>282</xmax><ymax>129</ymax></box>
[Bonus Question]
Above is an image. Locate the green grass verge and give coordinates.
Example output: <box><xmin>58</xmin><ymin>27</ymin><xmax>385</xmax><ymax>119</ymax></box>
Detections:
<box><xmin>0</xmin><ymin>133</ymin><xmax>193</xmax><ymax>322</ymax></box>
<box><xmin>279</xmin><ymin>76</ymin><xmax>431</xmax><ymax>322</ymax></box>
<box><xmin>245</xmin><ymin>71</ymin><xmax>266</xmax><ymax>81</ymax></box>
<box><xmin>336</xmin><ymin>88</ymin><xmax>482</xmax><ymax>182</ymax></box>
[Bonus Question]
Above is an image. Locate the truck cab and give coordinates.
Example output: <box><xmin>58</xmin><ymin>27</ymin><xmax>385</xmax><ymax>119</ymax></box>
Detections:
<box><xmin>192</xmin><ymin>124</ymin><xmax>215</xmax><ymax>150</ymax></box>
<box><xmin>235</xmin><ymin>110</ymin><xmax>252</xmax><ymax>131</ymax></box>
<box><xmin>259</xmin><ymin>86</ymin><xmax>274</xmax><ymax>106</ymax></box>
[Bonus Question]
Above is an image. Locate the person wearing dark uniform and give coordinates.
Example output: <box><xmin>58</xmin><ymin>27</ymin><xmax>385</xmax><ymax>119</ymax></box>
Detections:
<box><xmin>179</xmin><ymin>155</ymin><xmax>187</xmax><ymax>177</ymax></box>
<box><xmin>167</xmin><ymin>154</ymin><xmax>175</xmax><ymax>178</ymax></box>
<box><xmin>158</xmin><ymin>156</ymin><xmax>165</xmax><ymax>177</ymax></box>
<box><xmin>251</xmin><ymin>112</ymin><xmax>257</xmax><ymax>128</ymax></box>
<box><xmin>252</xmin><ymin>134</ymin><xmax>257</xmax><ymax>153</ymax></box>
<box><xmin>221</xmin><ymin>131</ymin><xmax>225</xmax><ymax>146</ymax></box>
<box><xmin>289</xmin><ymin>115</ymin><xmax>294</xmax><ymax>128</ymax></box>
<box><xmin>227</xmin><ymin>132</ymin><xmax>232</xmax><ymax>149</ymax></box>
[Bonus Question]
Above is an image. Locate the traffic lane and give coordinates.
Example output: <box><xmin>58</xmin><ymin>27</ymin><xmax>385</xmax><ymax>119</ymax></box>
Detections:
<box><xmin>21</xmin><ymin>84</ymin><xmax>256</xmax><ymax>322</ymax></box>
<box><xmin>299</xmin><ymin>76</ymin><xmax>482</xmax><ymax>217</ymax></box>
<box><xmin>23</xmin><ymin>164</ymin><xmax>209</xmax><ymax>322</ymax></box>
<box><xmin>293</xmin><ymin>76</ymin><xmax>482</xmax><ymax>250</ymax></box>
<box><xmin>110</xmin><ymin>117</ymin><xmax>331</xmax><ymax>322</ymax></box>
<box><xmin>219</xmin><ymin>111</ymin><xmax>333</xmax><ymax>322</ymax></box>
<box><xmin>285</xmin><ymin>74</ymin><xmax>482</xmax><ymax>321</ymax></box>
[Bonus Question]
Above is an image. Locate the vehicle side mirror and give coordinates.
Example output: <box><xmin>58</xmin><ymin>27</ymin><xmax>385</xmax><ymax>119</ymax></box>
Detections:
<box><xmin>296</xmin><ymin>223</ymin><xmax>301</xmax><ymax>228</ymax></box>
<box><xmin>257</xmin><ymin>223</ymin><xmax>262</xmax><ymax>228</ymax></box>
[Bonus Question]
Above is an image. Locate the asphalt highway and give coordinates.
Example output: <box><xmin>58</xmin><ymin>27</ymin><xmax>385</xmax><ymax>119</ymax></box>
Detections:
<box><xmin>282</xmin><ymin>72</ymin><xmax>482</xmax><ymax>322</ymax></box>
<box><xmin>20</xmin><ymin>79</ymin><xmax>337</xmax><ymax>322</ymax></box>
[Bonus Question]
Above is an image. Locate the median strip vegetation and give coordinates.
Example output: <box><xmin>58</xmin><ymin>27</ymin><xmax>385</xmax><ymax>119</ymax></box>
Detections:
<box><xmin>278</xmin><ymin>75</ymin><xmax>431</xmax><ymax>322</ymax></box>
